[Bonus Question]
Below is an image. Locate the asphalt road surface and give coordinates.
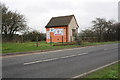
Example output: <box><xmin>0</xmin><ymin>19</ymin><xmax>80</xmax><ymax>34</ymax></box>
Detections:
<box><xmin>2</xmin><ymin>43</ymin><xmax>119</xmax><ymax>78</ymax></box>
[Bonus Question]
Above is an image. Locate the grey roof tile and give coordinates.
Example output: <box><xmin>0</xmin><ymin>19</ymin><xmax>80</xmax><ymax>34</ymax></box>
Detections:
<box><xmin>45</xmin><ymin>15</ymin><xmax>74</xmax><ymax>28</ymax></box>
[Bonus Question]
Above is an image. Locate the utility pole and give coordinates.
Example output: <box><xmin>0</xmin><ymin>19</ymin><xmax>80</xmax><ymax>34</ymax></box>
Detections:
<box><xmin>36</xmin><ymin>36</ymin><xmax>38</xmax><ymax>47</ymax></box>
<box><xmin>50</xmin><ymin>36</ymin><xmax>52</xmax><ymax>46</ymax></box>
<box><xmin>62</xmin><ymin>36</ymin><xmax>63</xmax><ymax>45</ymax></box>
<box><xmin>32</xmin><ymin>31</ymin><xmax>39</xmax><ymax>47</ymax></box>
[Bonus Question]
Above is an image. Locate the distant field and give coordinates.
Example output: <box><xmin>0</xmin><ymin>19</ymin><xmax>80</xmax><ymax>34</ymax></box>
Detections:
<box><xmin>2</xmin><ymin>41</ymin><xmax>118</xmax><ymax>54</ymax></box>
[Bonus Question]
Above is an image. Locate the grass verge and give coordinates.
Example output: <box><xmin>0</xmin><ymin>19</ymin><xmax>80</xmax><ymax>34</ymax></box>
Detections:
<box><xmin>2</xmin><ymin>41</ymin><xmax>119</xmax><ymax>54</ymax></box>
<box><xmin>74</xmin><ymin>62</ymin><xmax>119</xmax><ymax>80</ymax></box>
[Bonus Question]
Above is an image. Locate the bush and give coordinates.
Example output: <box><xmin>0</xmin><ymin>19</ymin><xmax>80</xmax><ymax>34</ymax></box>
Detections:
<box><xmin>76</xmin><ymin>39</ymin><xmax>82</xmax><ymax>45</ymax></box>
<box><xmin>75</xmin><ymin>36</ymin><xmax>82</xmax><ymax>45</ymax></box>
<box><xmin>22</xmin><ymin>31</ymin><xmax>46</xmax><ymax>42</ymax></box>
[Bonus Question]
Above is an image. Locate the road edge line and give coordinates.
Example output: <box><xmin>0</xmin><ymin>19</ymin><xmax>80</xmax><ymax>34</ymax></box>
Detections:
<box><xmin>72</xmin><ymin>60</ymin><xmax>119</xmax><ymax>78</ymax></box>
<box><xmin>2</xmin><ymin>47</ymin><xmax>86</xmax><ymax>58</ymax></box>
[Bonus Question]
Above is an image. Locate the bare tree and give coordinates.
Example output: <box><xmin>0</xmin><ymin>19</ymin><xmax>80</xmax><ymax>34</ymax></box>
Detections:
<box><xmin>81</xmin><ymin>18</ymin><xmax>119</xmax><ymax>42</ymax></box>
<box><xmin>1</xmin><ymin>3</ymin><xmax>27</xmax><ymax>40</ymax></box>
<box><xmin>92</xmin><ymin>18</ymin><xmax>107</xmax><ymax>41</ymax></box>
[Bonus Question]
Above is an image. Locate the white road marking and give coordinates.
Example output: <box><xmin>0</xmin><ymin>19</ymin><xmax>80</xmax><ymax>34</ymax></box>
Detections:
<box><xmin>24</xmin><ymin>53</ymin><xmax>88</xmax><ymax>65</ymax></box>
<box><xmin>61</xmin><ymin>55</ymin><xmax>77</xmax><ymax>59</ymax></box>
<box><xmin>24</xmin><ymin>57</ymin><xmax>59</xmax><ymax>65</ymax></box>
<box><xmin>104</xmin><ymin>49</ymin><xmax>108</xmax><ymax>50</ymax></box>
<box><xmin>78</xmin><ymin>53</ymin><xmax>88</xmax><ymax>55</ymax></box>
<box><xmin>72</xmin><ymin>60</ymin><xmax>119</xmax><ymax>78</ymax></box>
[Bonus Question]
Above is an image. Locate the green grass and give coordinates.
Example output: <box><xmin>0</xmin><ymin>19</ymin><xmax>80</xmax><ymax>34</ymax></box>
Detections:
<box><xmin>81</xmin><ymin>41</ymin><xmax>119</xmax><ymax>46</ymax></box>
<box><xmin>2</xmin><ymin>41</ymin><xmax>119</xmax><ymax>54</ymax></box>
<box><xmin>2</xmin><ymin>41</ymin><xmax>79</xmax><ymax>53</ymax></box>
<box><xmin>75</xmin><ymin>62</ymin><xmax>119</xmax><ymax>79</ymax></box>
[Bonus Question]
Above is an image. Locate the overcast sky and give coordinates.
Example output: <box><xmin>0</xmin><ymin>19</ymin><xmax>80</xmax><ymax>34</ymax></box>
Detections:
<box><xmin>1</xmin><ymin>0</ymin><xmax>119</xmax><ymax>33</ymax></box>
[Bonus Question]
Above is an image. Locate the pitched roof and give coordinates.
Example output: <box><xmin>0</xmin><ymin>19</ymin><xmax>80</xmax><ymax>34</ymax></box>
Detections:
<box><xmin>45</xmin><ymin>15</ymin><xmax>74</xmax><ymax>28</ymax></box>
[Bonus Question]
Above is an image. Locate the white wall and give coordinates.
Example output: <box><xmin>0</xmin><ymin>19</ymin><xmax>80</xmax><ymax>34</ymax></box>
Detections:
<box><xmin>68</xmin><ymin>16</ymin><xmax>79</xmax><ymax>41</ymax></box>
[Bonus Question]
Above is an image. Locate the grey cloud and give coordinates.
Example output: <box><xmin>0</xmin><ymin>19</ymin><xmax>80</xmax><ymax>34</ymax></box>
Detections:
<box><xmin>1</xmin><ymin>0</ymin><xmax>118</xmax><ymax>32</ymax></box>
<box><xmin>118</xmin><ymin>1</ymin><xmax>120</xmax><ymax>22</ymax></box>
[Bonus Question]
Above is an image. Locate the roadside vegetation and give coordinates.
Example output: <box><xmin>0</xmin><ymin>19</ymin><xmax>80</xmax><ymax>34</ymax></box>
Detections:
<box><xmin>2</xmin><ymin>41</ymin><xmax>118</xmax><ymax>54</ymax></box>
<box><xmin>1</xmin><ymin>2</ymin><xmax>119</xmax><ymax>80</ymax></box>
<box><xmin>1</xmin><ymin>3</ymin><xmax>120</xmax><ymax>54</ymax></box>
<box><xmin>76</xmin><ymin>62</ymin><xmax>119</xmax><ymax>79</ymax></box>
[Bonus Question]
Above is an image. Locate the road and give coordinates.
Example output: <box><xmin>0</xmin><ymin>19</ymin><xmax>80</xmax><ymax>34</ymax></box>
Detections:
<box><xmin>2</xmin><ymin>43</ymin><xmax>119</xmax><ymax>78</ymax></box>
